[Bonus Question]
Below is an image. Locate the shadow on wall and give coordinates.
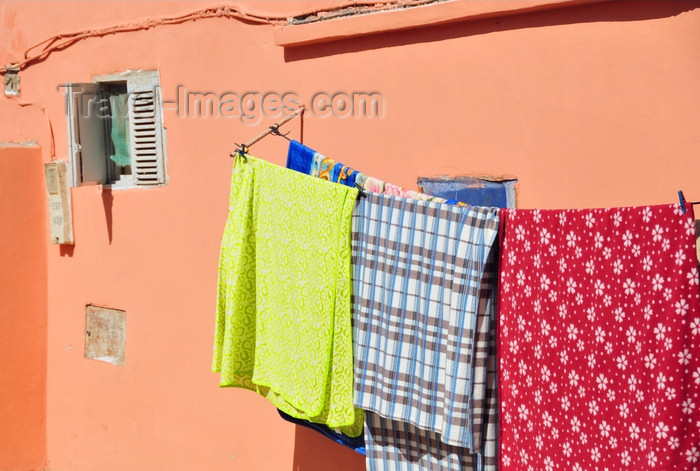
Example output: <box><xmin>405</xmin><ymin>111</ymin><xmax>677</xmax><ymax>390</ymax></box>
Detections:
<box><xmin>292</xmin><ymin>426</ymin><xmax>365</xmax><ymax>471</ymax></box>
<box><xmin>102</xmin><ymin>188</ymin><xmax>114</xmax><ymax>244</ymax></box>
<box><xmin>284</xmin><ymin>0</ymin><xmax>700</xmax><ymax>61</ymax></box>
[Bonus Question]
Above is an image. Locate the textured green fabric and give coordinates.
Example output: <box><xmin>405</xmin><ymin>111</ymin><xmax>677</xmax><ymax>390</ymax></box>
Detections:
<box><xmin>109</xmin><ymin>93</ymin><xmax>130</xmax><ymax>167</ymax></box>
<box><xmin>212</xmin><ymin>154</ymin><xmax>363</xmax><ymax>436</ymax></box>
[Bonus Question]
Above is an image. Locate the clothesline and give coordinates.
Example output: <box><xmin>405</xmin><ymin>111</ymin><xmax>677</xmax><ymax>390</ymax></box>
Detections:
<box><xmin>234</xmin><ymin>118</ymin><xmax>699</xmax><ymax>212</ymax></box>
<box><xmin>213</xmin><ymin>138</ymin><xmax>700</xmax><ymax>471</ymax></box>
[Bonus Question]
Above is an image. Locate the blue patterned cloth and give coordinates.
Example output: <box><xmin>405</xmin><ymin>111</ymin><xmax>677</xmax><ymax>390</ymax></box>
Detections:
<box><xmin>351</xmin><ymin>192</ymin><xmax>500</xmax><ymax>470</ymax></box>
<box><xmin>287</xmin><ymin>140</ymin><xmax>359</xmax><ymax>187</ymax></box>
<box><xmin>286</xmin><ymin>139</ymin><xmax>317</xmax><ymax>175</ymax></box>
<box><xmin>277</xmin><ymin>409</ymin><xmax>366</xmax><ymax>455</ymax></box>
<box><xmin>286</xmin><ymin>140</ymin><xmax>465</xmax><ymax>206</ymax></box>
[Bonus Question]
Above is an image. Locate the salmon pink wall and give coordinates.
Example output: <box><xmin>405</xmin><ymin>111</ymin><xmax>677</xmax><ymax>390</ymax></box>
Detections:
<box><xmin>0</xmin><ymin>144</ymin><xmax>47</xmax><ymax>471</ymax></box>
<box><xmin>1</xmin><ymin>1</ymin><xmax>699</xmax><ymax>470</ymax></box>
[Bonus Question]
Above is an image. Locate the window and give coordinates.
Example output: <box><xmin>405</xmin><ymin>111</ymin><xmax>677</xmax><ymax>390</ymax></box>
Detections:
<box><xmin>65</xmin><ymin>70</ymin><xmax>167</xmax><ymax>188</ymax></box>
<box><xmin>417</xmin><ymin>176</ymin><xmax>517</xmax><ymax>208</ymax></box>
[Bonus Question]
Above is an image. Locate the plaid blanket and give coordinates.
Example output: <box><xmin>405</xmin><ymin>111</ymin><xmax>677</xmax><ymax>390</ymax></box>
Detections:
<box><xmin>352</xmin><ymin>192</ymin><xmax>500</xmax><ymax>469</ymax></box>
<box><xmin>365</xmin><ymin>411</ymin><xmax>497</xmax><ymax>471</ymax></box>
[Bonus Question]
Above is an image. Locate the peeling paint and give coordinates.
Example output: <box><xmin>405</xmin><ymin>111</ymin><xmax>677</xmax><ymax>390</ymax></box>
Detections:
<box><xmin>84</xmin><ymin>305</ymin><xmax>126</xmax><ymax>366</ymax></box>
<box><xmin>0</xmin><ymin>140</ymin><xmax>38</xmax><ymax>147</ymax></box>
<box><xmin>92</xmin><ymin>355</ymin><xmax>121</xmax><ymax>365</ymax></box>
<box><xmin>418</xmin><ymin>176</ymin><xmax>517</xmax><ymax>208</ymax></box>
<box><xmin>289</xmin><ymin>0</ymin><xmax>449</xmax><ymax>25</ymax></box>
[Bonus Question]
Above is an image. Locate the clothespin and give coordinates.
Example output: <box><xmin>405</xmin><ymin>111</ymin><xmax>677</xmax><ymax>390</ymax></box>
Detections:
<box><xmin>678</xmin><ymin>190</ymin><xmax>687</xmax><ymax>214</ymax></box>
<box><xmin>355</xmin><ymin>182</ymin><xmax>367</xmax><ymax>198</ymax></box>
<box><xmin>231</xmin><ymin>144</ymin><xmax>249</xmax><ymax>161</ymax></box>
<box><xmin>268</xmin><ymin>124</ymin><xmax>291</xmax><ymax>141</ymax></box>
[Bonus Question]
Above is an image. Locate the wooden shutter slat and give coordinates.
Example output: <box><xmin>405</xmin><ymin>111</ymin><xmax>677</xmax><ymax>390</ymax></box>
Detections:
<box><xmin>127</xmin><ymin>81</ymin><xmax>165</xmax><ymax>185</ymax></box>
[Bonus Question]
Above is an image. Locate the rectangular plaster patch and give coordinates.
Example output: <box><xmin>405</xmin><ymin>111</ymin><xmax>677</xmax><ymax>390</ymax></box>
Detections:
<box><xmin>84</xmin><ymin>305</ymin><xmax>126</xmax><ymax>366</ymax></box>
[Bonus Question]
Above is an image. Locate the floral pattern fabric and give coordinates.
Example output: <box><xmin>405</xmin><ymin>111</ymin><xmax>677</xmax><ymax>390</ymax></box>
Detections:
<box><xmin>498</xmin><ymin>204</ymin><xmax>700</xmax><ymax>471</ymax></box>
<box><xmin>286</xmin><ymin>140</ymin><xmax>463</xmax><ymax>205</ymax></box>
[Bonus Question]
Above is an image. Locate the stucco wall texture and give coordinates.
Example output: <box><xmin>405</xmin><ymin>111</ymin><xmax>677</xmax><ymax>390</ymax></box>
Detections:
<box><xmin>1</xmin><ymin>1</ymin><xmax>699</xmax><ymax>470</ymax></box>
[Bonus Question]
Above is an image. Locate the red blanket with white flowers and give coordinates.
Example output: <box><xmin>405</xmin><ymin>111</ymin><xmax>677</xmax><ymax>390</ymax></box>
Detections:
<box><xmin>498</xmin><ymin>204</ymin><xmax>700</xmax><ymax>471</ymax></box>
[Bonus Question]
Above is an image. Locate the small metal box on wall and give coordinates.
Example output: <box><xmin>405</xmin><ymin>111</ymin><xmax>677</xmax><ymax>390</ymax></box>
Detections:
<box><xmin>44</xmin><ymin>160</ymin><xmax>74</xmax><ymax>244</ymax></box>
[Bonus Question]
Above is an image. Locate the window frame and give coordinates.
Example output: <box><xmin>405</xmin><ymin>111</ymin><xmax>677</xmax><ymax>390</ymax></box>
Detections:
<box><xmin>417</xmin><ymin>176</ymin><xmax>518</xmax><ymax>208</ymax></box>
<box><xmin>65</xmin><ymin>69</ymin><xmax>168</xmax><ymax>189</ymax></box>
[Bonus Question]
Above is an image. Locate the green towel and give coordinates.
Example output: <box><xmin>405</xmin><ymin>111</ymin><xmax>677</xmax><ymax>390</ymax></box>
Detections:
<box><xmin>108</xmin><ymin>93</ymin><xmax>130</xmax><ymax>167</ymax></box>
<box><xmin>212</xmin><ymin>154</ymin><xmax>363</xmax><ymax>436</ymax></box>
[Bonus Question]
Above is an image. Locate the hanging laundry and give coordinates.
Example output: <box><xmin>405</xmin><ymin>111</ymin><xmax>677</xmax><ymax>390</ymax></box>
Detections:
<box><xmin>286</xmin><ymin>139</ymin><xmax>317</xmax><ymax>175</ymax></box>
<box><xmin>211</xmin><ymin>154</ymin><xmax>363</xmax><ymax>436</ymax></box>
<box><xmin>277</xmin><ymin>410</ymin><xmax>366</xmax><ymax>455</ymax></box>
<box><xmin>352</xmin><ymin>192</ymin><xmax>500</xmax><ymax>470</ymax></box>
<box><xmin>365</xmin><ymin>413</ymin><xmax>484</xmax><ymax>469</ymax></box>
<box><xmin>286</xmin><ymin>140</ymin><xmax>462</xmax><ymax>205</ymax></box>
<box><xmin>498</xmin><ymin>204</ymin><xmax>700</xmax><ymax>471</ymax></box>
<box><xmin>363</xmin><ymin>314</ymin><xmax>499</xmax><ymax>469</ymax></box>
<box><xmin>313</xmin><ymin>154</ymin><xmax>359</xmax><ymax>186</ymax></box>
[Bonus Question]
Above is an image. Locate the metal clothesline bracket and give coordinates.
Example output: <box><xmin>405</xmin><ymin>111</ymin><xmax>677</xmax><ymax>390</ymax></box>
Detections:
<box><xmin>268</xmin><ymin>123</ymin><xmax>291</xmax><ymax>141</ymax></box>
<box><xmin>230</xmin><ymin>105</ymin><xmax>305</xmax><ymax>158</ymax></box>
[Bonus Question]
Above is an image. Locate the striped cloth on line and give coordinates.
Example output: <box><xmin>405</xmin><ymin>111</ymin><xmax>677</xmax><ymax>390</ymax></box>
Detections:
<box><xmin>352</xmin><ymin>192</ymin><xmax>500</xmax><ymax>470</ymax></box>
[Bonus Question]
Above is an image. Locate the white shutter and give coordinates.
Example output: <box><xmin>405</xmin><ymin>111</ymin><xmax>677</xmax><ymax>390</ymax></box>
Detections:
<box><xmin>127</xmin><ymin>76</ymin><xmax>165</xmax><ymax>186</ymax></box>
<box><xmin>66</xmin><ymin>83</ymin><xmax>108</xmax><ymax>185</ymax></box>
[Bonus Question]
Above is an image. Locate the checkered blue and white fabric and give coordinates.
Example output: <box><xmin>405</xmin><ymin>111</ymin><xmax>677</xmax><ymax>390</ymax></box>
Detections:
<box><xmin>365</xmin><ymin>411</ymin><xmax>497</xmax><ymax>471</ymax></box>
<box><xmin>351</xmin><ymin>192</ymin><xmax>500</xmax><ymax>470</ymax></box>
